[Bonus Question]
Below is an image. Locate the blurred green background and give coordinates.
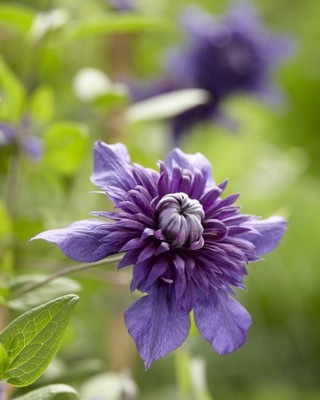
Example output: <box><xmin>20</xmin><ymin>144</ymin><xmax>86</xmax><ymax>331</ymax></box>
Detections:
<box><xmin>1</xmin><ymin>0</ymin><xmax>320</xmax><ymax>399</ymax></box>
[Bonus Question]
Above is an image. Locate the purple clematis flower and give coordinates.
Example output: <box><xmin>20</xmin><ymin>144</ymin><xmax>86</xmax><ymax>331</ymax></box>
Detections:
<box><xmin>129</xmin><ymin>3</ymin><xmax>293</xmax><ymax>140</ymax></box>
<box><xmin>32</xmin><ymin>141</ymin><xmax>286</xmax><ymax>368</ymax></box>
<box><xmin>108</xmin><ymin>0</ymin><xmax>135</xmax><ymax>12</ymax></box>
<box><xmin>0</xmin><ymin>121</ymin><xmax>43</xmax><ymax>161</ymax></box>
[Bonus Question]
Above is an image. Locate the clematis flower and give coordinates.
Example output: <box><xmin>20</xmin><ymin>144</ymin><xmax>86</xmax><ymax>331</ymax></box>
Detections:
<box><xmin>0</xmin><ymin>121</ymin><xmax>43</xmax><ymax>160</ymax></box>
<box><xmin>129</xmin><ymin>3</ymin><xmax>293</xmax><ymax>140</ymax></box>
<box><xmin>32</xmin><ymin>141</ymin><xmax>286</xmax><ymax>368</ymax></box>
<box><xmin>108</xmin><ymin>0</ymin><xmax>135</xmax><ymax>12</ymax></box>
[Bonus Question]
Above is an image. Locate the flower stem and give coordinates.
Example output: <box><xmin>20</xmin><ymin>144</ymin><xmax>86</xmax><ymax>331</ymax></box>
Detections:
<box><xmin>8</xmin><ymin>254</ymin><xmax>123</xmax><ymax>300</ymax></box>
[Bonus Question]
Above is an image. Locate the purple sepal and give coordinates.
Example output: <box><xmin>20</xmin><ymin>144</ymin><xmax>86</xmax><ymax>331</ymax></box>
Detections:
<box><xmin>242</xmin><ymin>216</ymin><xmax>287</xmax><ymax>256</ymax></box>
<box><xmin>194</xmin><ymin>289</ymin><xmax>251</xmax><ymax>354</ymax></box>
<box><xmin>31</xmin><ymin>219</ymin><xmax>117</xmax><ymax>262</ymax></box>
<box><xmin>124</xmin><ymin>285</ymin><xmax>190</xmax><ymax>369</ymax></box>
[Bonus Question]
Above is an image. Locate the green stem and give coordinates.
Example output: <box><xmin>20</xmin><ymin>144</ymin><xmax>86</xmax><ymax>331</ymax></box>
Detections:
<box><xmin>8</xmin><ymin>254</ymin><xmax>123</xmax><ymax>300</ymax></box>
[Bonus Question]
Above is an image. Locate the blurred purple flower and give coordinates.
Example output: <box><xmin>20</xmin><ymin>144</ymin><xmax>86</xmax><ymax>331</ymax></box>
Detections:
<box><xmin>130</xmin><ymin>3</ymin><xmax>293</xmax><ymax>140</ymax></box>
<box><xmin>0</xmin><ymin>123</ymin><xmax>14</xmax><ymax>145</ymax></box>
<box><xmin>32</xmin><ymin>141</ymin><xmax>286</xmax><ymax>368</ymax></box>
<box><xmin>108</xmin><ymin>0</ymin><xmax>135</xmax><ymax>12</ymax></box>
<box><xmin>0</xmin><ymin>120</ymin><xmax>43</xmax><ymax>161</ymax></box>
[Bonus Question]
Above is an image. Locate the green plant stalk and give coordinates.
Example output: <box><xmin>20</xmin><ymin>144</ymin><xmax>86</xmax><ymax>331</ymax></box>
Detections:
<box><xmin>8</xmin><ymin>254</ymin><xmax>123</xmax><ymax>300</ymax></box>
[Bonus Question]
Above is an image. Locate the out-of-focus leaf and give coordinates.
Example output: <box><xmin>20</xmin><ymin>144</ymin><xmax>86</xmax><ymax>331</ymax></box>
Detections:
<box><xmin>29</xmin><ymin>8</ymin><xmax>69</xmax><ymax>42</ymax></box>
<box><xmin>80</xmin><ymin>372</ymin><xmax>138</xmax><ymax>400</ymax></box>
<box><xmin>64</xmin><ymin>14</ymin><xmax>165</xmax><ymax>40</ymax></box>
<box><xmin>0</xmin><ymin>295</ymin><xmax>79</xmax><ymax>386</ymax></box>
<box><xmin>30</xmin><ymin>86</ymin><xmax>55</xmax><ymax>123</ymax></box>
<box><xmin>0</xmin><ymin>4</ymin><xmax>35</xmax><ymax>34</ymax></box>
<box><xmin>39</xmin><ymin>358</ymin><xmax>105</xmax><ymax>385</ymax></box>
<box><xmin>174</xmin><ymin>350</ymin><xmax>213</xmax><ymax>400</ymax></box>
<box><xmin>0</xmin><ymin>343</ymin><xmax>10</xmax><ymax>375</ymax></box>
<box><xmin>126</xmin><ymin>89</ymin><xmax>210</xmax><ymax>123</ymax></box>
<box><xmin>0</xmin><ymin>201</ymin><xmax>12</xmax><ymax>238</ymax></box>
<box><xmin>8</xmin><ymin>275</ymin><xmax>81</xmax><ymax>312</ymax></box>
<box><xmin>0</xmin><ymin>56</ymin><xmax>26</xmax><ymax>122</ymax></box>
<box><xmin>43</xmin><ymin>121</ymin><xmax>89</xmax><ymax>176</ymax></box>
<box><xmin>13</xmin><ymin>384</ymin><xmax>79</xmax><ymax>400</ymax></box>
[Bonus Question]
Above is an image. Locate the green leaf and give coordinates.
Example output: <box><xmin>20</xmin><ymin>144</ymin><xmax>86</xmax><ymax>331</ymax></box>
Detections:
<box><xmin>64</xmin><ymin>14</ymin><xmax>165</xmax><ymax>40</ymax></box>
<box><xmin>0</xmin><ymin>4</ymin><xmax>35</xmax><ymax>35</ymax></box>
<box><xmin>43</xmin><ymin>121</ymin><xmax>89</xmax><ymax>176</ymax></box>
<box><xmin>126</xmin><ymin>89</ymin><xmax>210</xmax><ymax>123</ymax></box>
<box><xmin>0</xmin><ymin>343</ymin><xmax>10</xmax><ymax>375</ymax></box>
<box><xmin>0</xmin><ymin>294</ymin><xmax>79</xmax><ymax>387</ymax></box>
<box><xmin>30</xmin><ymin>86</ymin><xmax>56</xmax><ymax>123</ymax></box>
<box><xmin>8</xmin><ymin>275</ymin><xmax>81</xmax><ymax>312</ymax></box>
<box><xmin>0</xmin><ymin>56</ymin><xmax>26</xmax><ymax>122</ymax></box>
<box><xmin>13</xmin><ymin>384</ymin><xmax>79</xmax><ymax>400</ymax></box>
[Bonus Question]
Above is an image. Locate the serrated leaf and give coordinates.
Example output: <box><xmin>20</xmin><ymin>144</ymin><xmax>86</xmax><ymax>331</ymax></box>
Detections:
<box><xmin>8</xmin><ymin>275</ymin><xmax>81</xmax><ymax>312</ymax></box>
<box><xmin>43</xmin><ymin>121</ymin><xmax>88</xmax><ymax>176</ymax></box>
<box><xmin>0</xmin><ymin>294</ymin><xmax>79</xmax><ymax>386</ymax></box>
<box><xmin>0</xmin><ymin>4</ymin><xmax>35</xmax><ymax>34</ymax></box>
<box><xmin>13</xmin><ymin>384</ymin><xmax>79</xmax><ymax>400</ymax></box>
<box><xmin>64</xmin><ymin>14</ymin><xmax>165</xmax><ymax>40</ymax></box>
<box><xmin>0</xmin><ymin>56</ymin><xmax>26</xmax><ymax>122</ymax></box>
<box><xmin>0</xmin><ymin>343</ymin><xmax>10</xmax><ymax>375</ymax></box>
<box><xmin>126</xmin><ymin>89</ymin><xmax>210</xmax><ymax>123</ymax></box>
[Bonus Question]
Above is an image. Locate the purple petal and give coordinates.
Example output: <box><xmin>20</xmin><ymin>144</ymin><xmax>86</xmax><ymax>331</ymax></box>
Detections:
<box><xmin>124</xmin><ymin>286</ymin><xmax>190</xmax><ymax>369</ymax></box>
<box><xmin>194</xmin><ymin>289</ymin><xmax>251</xmax><ymax>354</ymax></box>
<box><xmin>164</xmin><ymin>148</ymin><xmax>215</xmax><ymax>190</ymax></box>
<box><xmin>31</xmin><ymin>219</ymin><xmax>117</xmax><ymax>262</ymax></box>
<box><xmin>241</xmin><ymin>216</ymin><xmax>287</xmax><ymax>256</ymax></box>
<box><xmin>90</xmin><ymin>141</ymin><xmax>136</xmax><ymax>203</ymax></box>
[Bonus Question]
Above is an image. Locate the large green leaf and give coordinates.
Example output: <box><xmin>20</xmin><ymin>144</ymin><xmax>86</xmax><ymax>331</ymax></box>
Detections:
<box><xmin>43</xmin><ymin>121</ymin><xmax>89</xmax><ymax>176</ymax></box>
<box><xmin>0</xmin><ymin>294</ymin><xmax>79</xmax><ymax>386</ymax></box>
<box><xmin>13</xmin><ymin>384</ymin><xmax>79</xmax><ymax>400</ymax></box>
<box><xmin>0</xmin><ymin>56</ymin><xmax>26</xmax><ymax>122</ymax></box>
<box><xmin>64</xmin><ymin>14</ymin><xmax>165</xmax><ymax>39</ymax></box>
<box><xmin>0</xmin><ymin>343</ymin><xmax>10</xmax><ymax>375</ymax></box>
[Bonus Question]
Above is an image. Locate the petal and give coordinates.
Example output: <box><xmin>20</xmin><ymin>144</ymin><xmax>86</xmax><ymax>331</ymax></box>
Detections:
<box><xmin>241</xmin><ymin>216</ymin><xmax>287</xmax><ymax>256</ymax></box>
<box><xmin>164</xmin><ymin>148</ymin><xmax>215</xmax><ymax>191</ymax></box>
<box><xmin>124</xmin><ymin>285</ymin><xmax>190</xmax><ymax>369</ymax></box>
<box><xmin>194</xmin><ymin>289</ymin><xmax>251</xmax><ymax>355</ymax></box>
<box><xmin>31</xmin><ymin>219</ymin><xmax>117</xmax><ymax>262</ymax></box>
<box><xmin>90</xmin><ymin>141</ymin><xmax>136</xmax><ymax>203</ymax></box>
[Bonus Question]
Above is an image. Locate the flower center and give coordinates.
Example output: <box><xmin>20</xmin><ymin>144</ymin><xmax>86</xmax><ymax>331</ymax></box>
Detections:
<box><xmin>156</xmin><ymin>192</ymin><xmax>205</xmax><ymax>249</ymax></box>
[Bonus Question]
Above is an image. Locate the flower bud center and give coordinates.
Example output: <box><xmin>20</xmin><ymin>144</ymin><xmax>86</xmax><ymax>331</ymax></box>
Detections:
<box><xmin>156</xmin><ymin>192</ymin><xmax>205</xmax><ymax>249</ymax></box>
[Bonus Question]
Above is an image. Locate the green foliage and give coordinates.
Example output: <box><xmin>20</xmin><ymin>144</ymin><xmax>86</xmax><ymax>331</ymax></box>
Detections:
<box><xmin>0</xmin><ymin>295</ymin><xmax>79</xmax><ymax>387</ymax></box>
<box><xmin>0</xmin><ymin>56</ymin><xmax>25</xmax><ymax>122</ymax></box>
<box><xmin>64</xmin><ymin>14</ymin><xmax>166</xmax><ymax>40</ymax></box>
<box><xmin>8</xmin><ymin>275</ymin><xmax>81</xmax><ymax>312</ymax></box>
<box><xmin>13</xmin><ymin>384</ymin><xmax>79</xmax><ymax>400</ymax></box>
<box><xmin>43</xmin><ymin>122</ymin><xmax>89</xmax><ymax>176</ymax></box>
<box><xmin>30</xmin><ymin>86</ymin><xmax>56</xmax><ymax>124</ymax></box>
<box><xmin>0</xmin><ymin>342</ymin><xmax>10</xmax><ymax>375</ymax></box>
<box><xmin>0</xmin><ymin>4</ymin><xmax>35</xmax><ymax>35</ymax></box>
